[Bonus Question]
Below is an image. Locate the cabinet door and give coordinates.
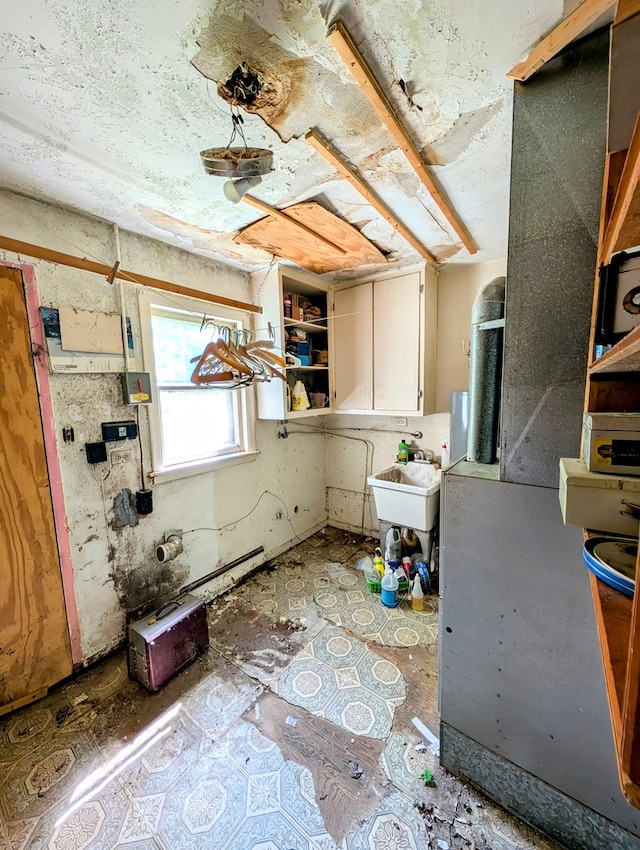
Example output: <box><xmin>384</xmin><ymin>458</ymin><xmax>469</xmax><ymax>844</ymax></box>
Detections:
<box><xmin>334</xmin><ymin>283</ymin><xmax>373</xmax><ymax>410</ymax></box>
<box><xmin>253</xmin><ymin>267</ymin><xmax>287</xmax><ymax>420</ymax></box>
<box><xmin>373</xmin><ymin>272</ymin><xmax>421</xmax><ymax>411</ymax></box>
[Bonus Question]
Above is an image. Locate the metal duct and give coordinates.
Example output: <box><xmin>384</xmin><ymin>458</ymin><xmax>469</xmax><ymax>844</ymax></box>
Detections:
<box><xmin>467</xmin><ymin>278</ymin><xmax>506</xmax><ymax>465</ymax></box>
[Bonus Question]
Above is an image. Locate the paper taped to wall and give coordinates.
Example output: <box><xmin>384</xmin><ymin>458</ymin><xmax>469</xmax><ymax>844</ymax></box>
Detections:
<box><xmin>40</xmin><ymin>308</ymin><xmax>136</xmax><ymax>373</ymax></box>
<box><xmin>59</xmin><ymin>306</ymin><xmax>123</xmax><ymax>354</ymax></box>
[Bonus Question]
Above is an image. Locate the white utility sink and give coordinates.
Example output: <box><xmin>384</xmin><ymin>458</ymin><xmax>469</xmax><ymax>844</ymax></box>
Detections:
<box><xmin>367</xmin><ymin>462</ymin><xmax>441</xmax><ymax>532</ymax></box>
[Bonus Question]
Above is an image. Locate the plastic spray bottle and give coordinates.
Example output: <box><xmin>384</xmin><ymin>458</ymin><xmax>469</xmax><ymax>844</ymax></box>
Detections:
<box><xmin>441</xmin><ymin>441</ymin><xmax>450</xmax><ymax>469</ymax></box>
<box><xmin>385</xmin><ymin>526</ymin><xmax>402</xmax><ymax>561</ymax></box>
<box><xmin>411</xmin><ymin>574</ymin><xmax>424</xmax><ymax>612</ymax></box>
<box><xmin>381</xmin><ymin>563</ymin><xmax>399</xmax><ymax>608</ymax></box>
<box><xmin>373</xmin><ymin>547</ymin><xmax>385</xmax><ymax>578</ymax></box>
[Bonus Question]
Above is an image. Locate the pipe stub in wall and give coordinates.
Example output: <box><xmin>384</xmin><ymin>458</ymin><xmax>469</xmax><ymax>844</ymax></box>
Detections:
<box><xmin>156</xmin><ymin>534</ymin><xmax>183</xmax><ymax>563</ymax></box>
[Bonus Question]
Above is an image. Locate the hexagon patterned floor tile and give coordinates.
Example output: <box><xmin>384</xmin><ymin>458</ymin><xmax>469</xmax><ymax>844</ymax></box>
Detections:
<box><xmin>344</xmin><ymin>789</ymin><xmax>430</xmax><ymax>850</ymax></box>
<box><xmin>277</xmin><ymin>626</ymin><xmax>405</xmax><ymax>739</ymax></box>
<box><xmin>236</xmin><ymin>531</ymin><xmax>438</xmax><ymax>647</ymax></box>
<box><xmin>156</xmin><ymin>720</ymin><xmax>336</xmax><ymax>850</ymax></box>
<box><xmin>0</xmin><ymin>528</ymin><xmax>563</xmax><ymax>850</ymax></box>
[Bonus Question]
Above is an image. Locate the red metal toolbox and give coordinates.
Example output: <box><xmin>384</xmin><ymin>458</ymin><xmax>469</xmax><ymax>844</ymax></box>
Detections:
<box><xmin>127</xmin><ymin>593</ymin><xmax>209</xmax><ymax>692</ymax></box>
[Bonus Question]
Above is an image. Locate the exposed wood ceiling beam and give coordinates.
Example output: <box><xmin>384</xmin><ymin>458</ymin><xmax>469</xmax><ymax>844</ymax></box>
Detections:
<box><xmin>507</xmin><ymin>0</ymin><xmax>616</xmax><ymax>82</ymax></box>
<box><xmin>0</xmin><ymin>236</ymin><xmax>261</xmax><ymax>313</ymax></box>
<box><xmin>241</xmin><ymin>194</ymin><xmax>348</xmax><ymax>255</ymax></box>
<box><xmin>326</xmin><ymin>20</ymin><xmax>476</xmax><ymax>256</ymax></box>
<box><xmin>601</xmin><ymin>110</ymin><xmax>640</xmax><ymax>263</ymax></box>
<box><xmin>305</xmin><ymin>130</ymin><xmax>437</xmax><ymax>266</ymax></box>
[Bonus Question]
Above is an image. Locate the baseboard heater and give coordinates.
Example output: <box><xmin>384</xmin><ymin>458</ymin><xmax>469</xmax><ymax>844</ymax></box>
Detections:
<box><xmin>180</xmin><ymin>546</ymin><xmax>264</xmax><ymax>595</ymax></box>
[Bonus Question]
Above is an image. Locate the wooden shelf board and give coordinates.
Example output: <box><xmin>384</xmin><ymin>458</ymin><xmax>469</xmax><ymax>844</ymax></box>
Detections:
<box><xmin>285</xmin><ymin>366</ymin><xmax>328</xmax><ymax>372</ymax></box>
<box><xmin>601</xmin><ymin>111</ymin><xmax>640</xmax><ymax>260</ymax></box>
<box><xmin>589</xmin><ymin>570</ymin><xmax>631</xmax><ymax>747</ymax></box>
<box><xmin>284</xmin><ymin>318</ymin><xmax>327</xmax><ymax>334</ymax></box>
<box><xmin>614</xmin><ymin>189</ymin><xmax>640</xmax><ymax>255</ymax></box>
<box><xmin>589</xmin><ymin>323</ymin><xmax>640</xmax><ymax>373</ymax></box>
<box><xmin>286</xmin><ymin>408</ymin><xmax>332</xmax><ymax>419</ymax></box>
<box><xmin>588</xmin><ymin>569</ymin><xmax>640</xmax><ymax>808</ymax></box>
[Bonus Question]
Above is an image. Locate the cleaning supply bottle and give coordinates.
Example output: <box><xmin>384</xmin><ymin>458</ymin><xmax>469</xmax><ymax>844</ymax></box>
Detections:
<box><xmin>441</xmin><ymin>441</ymin><xmax>450</xmax><ymax>469</ymax></box>
<box><xmin>381</xmin><ymin>563</ymin><xmax>399</xmax><ymax>608</ymax></box>
<box><xmin>373</xmin><ymin>547</ymin><xmax>385</xmax><ymax>578</ymax></box>
<box><xmin>401</xmin><ymin>527</ymin><xmax>420</xmax><ymax>556</ymax></box>
<box><xmin>411</xmin><ymin>574</ymin><xmax>424</xmax><ymax>611</ymax></box>
<box><xmin>397</xmin><ymin>439</ymin><xmax>409</xmax><ymax>464</ymax></box>
<box><xmin>291</xmin><ymin>380</ymin><xmax>310</xmax><ymax>411</ymax></box>
<box><xmin>401</xmin><ymin>556</ymin><xmax>412</xmax><ymax>581</ymax></box>
<box><xmin>385</xmin><ymin>526</ymin><xmax>402</xmax><ymax>562</ymax></box>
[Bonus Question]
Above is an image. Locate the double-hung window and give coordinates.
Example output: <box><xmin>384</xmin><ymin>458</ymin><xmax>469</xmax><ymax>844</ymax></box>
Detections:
<box><xmin>139</xmin><ymin>290</ymin><xmax>256</xmax><ymax>480</ymax></box>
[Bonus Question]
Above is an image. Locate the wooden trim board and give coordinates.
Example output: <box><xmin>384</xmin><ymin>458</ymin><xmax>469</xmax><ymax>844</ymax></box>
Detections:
<box><xmin>305</xmin><ymin>130</ymin><xmax>437</xmax><ymax>266</ymax></box>
<box><xmin>507</xmin><ymin>0</ymin><xmax>616</xmax><ymax>81</ymax></box>
<box><xmin>601</xmin><ymin>110</ymin><xmax>640</xmax><ymax>261</ymax></box>
<box><xmin>616</xmin><ymin>0</ymin><xmax>640</xmax><ymax>24</ymax></box>
<box><xmin>0</xmin><ymin>235</ymin><xmax>261</xmax><ymax>314</ymax></box>
<box><xmin>327</xmin><ymin>20</ymin><xmax>476</xmax><ymax>255</ymax></box>
<box><xmin>241</xmin><ymin>195</ymin><xmax>347</xmax><ymax>255</ymax></box>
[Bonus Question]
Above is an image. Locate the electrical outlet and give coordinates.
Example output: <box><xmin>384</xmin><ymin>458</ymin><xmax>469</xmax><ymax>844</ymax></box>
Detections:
<box><xmin>111</xmin><ymin>449</ymin><xmax>131</xmax><ymax>465</ymax></box>
<box><xmin>275</xmin><ymin>509</ymin><xmax>283</xmax><ymax>520</ymax></box>
<box><xmin>394</xmin><ymin>417</ymin><xmax>408</xmax><ymax>427</ymax></box>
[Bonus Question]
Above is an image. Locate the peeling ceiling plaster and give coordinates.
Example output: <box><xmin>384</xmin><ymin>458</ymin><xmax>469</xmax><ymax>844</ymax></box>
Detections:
<box><xmin>0</xmin><ymin>0</ymin><xmax>566</xmax><ymax>272</ymax></box>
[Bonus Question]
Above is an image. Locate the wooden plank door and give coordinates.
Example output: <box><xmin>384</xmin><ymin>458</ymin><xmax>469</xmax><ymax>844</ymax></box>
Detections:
<box><xmin>0</xmin><ymin>267</ymin><xmax>72</xmax><ymax>714</ymax></box>
<box><xmin>333</xmin><ymin>283</ymin><xmax>373</xmax><ymax>410</ymax></box>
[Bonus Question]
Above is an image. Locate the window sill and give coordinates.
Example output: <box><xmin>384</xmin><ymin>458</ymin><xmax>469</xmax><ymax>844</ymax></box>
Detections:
<box><xmin>149</xmin><ymin>450</ymin><xmax>260</xmax><ymax>484</ymax></box>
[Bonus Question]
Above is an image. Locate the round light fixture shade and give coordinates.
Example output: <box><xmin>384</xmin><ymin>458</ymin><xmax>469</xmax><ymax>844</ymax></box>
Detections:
<box><xmin>200</xmin><ymin>147</ymin><xmax>273</xmax><ymax>179</ymax></box>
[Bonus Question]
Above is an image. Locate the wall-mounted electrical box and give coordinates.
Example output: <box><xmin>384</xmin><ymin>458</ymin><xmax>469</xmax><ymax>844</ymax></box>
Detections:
<box><xmin>122</xmin><ymin>372</ymin><xmax>153</xmax><ymax>405</ymax></box>
<box><xmin>102</xmin><ymin>421</ymin><xmax>138</xmax><ymax>441</ymax></box>
<box><xmin>86</xmin><ymin>441</ymin><xmax>108</xmax><ymax>464</ymax></box>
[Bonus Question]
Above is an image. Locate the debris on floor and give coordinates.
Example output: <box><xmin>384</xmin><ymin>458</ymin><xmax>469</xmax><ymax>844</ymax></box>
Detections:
<box><xmin>0</xmin><ymin>528</ymin><xmax>561</xmax><ymax>850</ymax></box>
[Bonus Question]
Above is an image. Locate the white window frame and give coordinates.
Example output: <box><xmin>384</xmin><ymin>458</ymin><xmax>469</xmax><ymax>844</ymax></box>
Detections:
<box><xmin>139</xmin><ymin>289</ymin><xmax>258</xmax><ymax>483</ymax></box>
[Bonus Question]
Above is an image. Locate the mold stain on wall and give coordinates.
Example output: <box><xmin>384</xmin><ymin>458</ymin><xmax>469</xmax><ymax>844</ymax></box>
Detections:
<box><xmin>191</xmin><ymin>11</ymin><xmax>388</xmax><ymax>144</ymax></box>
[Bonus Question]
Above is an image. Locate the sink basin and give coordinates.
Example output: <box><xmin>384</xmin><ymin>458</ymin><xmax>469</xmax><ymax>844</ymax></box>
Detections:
<box><xmin>367</xmin><ymin>462</ymin><xmax>441</xmax><ymax>532</ymax></box>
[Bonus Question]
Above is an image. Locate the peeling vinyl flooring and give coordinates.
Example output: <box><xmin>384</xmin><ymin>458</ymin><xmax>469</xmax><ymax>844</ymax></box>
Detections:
<box><xmin>0</xmin><ymin>528</ymin><xmax>561</xmax><ymax>850</ymax></box>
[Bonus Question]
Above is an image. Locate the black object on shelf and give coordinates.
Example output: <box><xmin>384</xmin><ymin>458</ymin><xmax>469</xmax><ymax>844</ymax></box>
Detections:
<box><xmin>596</xmin><ymin>249</ymin><xmax>640</xmax><ymax>345</ymax></box>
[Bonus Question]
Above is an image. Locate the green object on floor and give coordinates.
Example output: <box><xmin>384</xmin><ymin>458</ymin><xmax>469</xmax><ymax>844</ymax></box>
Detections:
<box><xmin>420</xmin><ymin>768</ymin><xmax>435</xmax><ymax>786</ymax></box>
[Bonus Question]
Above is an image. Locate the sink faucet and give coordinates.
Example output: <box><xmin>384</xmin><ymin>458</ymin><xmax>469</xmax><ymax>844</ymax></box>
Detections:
<box><xmin>410</xmin><ymin>448</ymin><xmax>434</xmax><ymax>463</ymax></box>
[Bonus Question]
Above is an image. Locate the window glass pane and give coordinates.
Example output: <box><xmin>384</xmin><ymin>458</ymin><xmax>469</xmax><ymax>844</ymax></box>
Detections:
<box><xmin>151</xmin><ymin>313</ymin><xmax>231</xmax><ymax>384</ymax></box>
<box><xmin>159</xmin><ymin>389</ymin><xmax>238</xmax><ymax>466</ymax></box>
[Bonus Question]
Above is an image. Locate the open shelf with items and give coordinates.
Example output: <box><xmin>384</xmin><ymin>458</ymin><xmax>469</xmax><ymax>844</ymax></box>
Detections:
<box><xmin>250</xmin><ymin>266</ymin><xmax>333</xmax><ymax>420</ymax></box>
<box><xmin>585</xmin><ymin>528</ymin><xmax>640</xmax><ymax>807</ymax></box>
<box><xmin>582</xmin><ymin>18</ymin><xmax>640</xmax><ymax>803</ymax></box>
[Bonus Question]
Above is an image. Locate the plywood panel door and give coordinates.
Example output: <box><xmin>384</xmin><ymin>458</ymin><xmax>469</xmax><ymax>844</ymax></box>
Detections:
<box><xmin>0</xmin><ymin>267</ymin><xmax>72</xmax><ymax>714</ymax></box>
<box><xmin>373</xmin><ymin>272</ymin><xmax>422</xmax><ymax>411</ymax></box>
<box><xmin>333</xmin><ymin>283</ymin><xmax>373</xmax><ymax>410</ymax></box>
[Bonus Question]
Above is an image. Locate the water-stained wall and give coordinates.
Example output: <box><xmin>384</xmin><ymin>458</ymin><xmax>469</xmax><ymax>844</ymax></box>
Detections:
<box><xmin>0</xmin><ymin>189</ymin><xmax>327</xmax><ymax>663</ymax></box>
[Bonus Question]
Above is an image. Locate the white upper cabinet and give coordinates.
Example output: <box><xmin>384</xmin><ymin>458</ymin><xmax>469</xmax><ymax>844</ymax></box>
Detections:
<box><xmin>333</xmin><ymin>283</ymin><xmax>373</xmax><ymax>410</ymax></box>
<box><xmin>251</xmin><ymin>263</ymin><xmax>435</xmax><ymax>419</ymax></box>
<box><xmin>251</xmin><ymin>265</ymin><xmax>332</xmax><ymax>420</ymax></box>
<box><xmin>333</xmin><ymin>266</ymin><xmax>436</xmax><ymax>416</ymax></box>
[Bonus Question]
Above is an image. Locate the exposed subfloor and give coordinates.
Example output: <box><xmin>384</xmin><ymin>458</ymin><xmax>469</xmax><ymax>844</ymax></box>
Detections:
<box><xmin>0</xmin><ymin>528</ymin><xmax>562</xmax><ymax>850</ymax></box>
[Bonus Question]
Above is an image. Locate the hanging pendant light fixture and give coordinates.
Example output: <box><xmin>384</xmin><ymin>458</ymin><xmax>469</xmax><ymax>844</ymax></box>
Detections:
<box><xmin>200</xmin><ymin>103</ymin><xmax>273</xmax><ymax>201</ymax></box>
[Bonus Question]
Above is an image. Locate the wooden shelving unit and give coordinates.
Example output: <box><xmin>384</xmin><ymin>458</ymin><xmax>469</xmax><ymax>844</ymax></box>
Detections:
<box><xmin>590</xmin><ymin>323</ymin><xmax>640</xmax><ymax>373</ymax></box>
<box><xmin>589</xmin><ymin>570</ymin><xmax>640</xmax><ymax>807</ymax></box>
<box><xmin>584</xmin><ymin>17</ymin><xmax>640</xmax><ymax>803</ymax></box>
